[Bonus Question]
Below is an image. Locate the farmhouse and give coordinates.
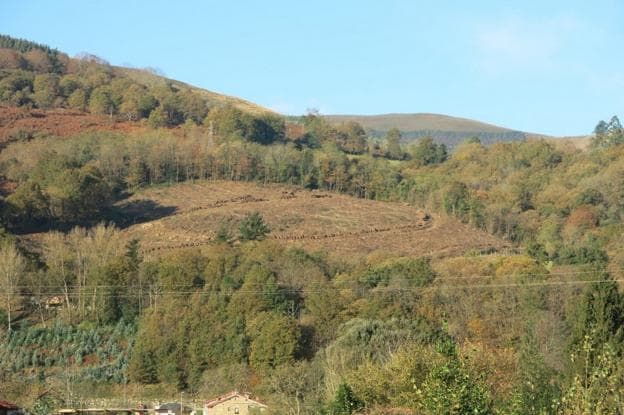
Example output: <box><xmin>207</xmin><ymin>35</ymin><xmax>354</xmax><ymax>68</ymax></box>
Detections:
<box><xmin>0</xmin><ymin>401</ymin><xmax>22</xmax><ymax>415</ymax></box>
<box><xmin>203</xmin><ymin>392</ymin><xmax>267</xmax><ymax>415</ymax></box>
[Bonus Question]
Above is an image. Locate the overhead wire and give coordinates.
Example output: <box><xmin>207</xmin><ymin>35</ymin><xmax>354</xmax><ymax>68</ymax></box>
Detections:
<box><xmin>6</xmin><ymin>277</ymin><xmax>623</xmax><ymax>298</ymax></box>
<box><xmin>8</xmin><ymin>262</ymin><xmax>622</xmax><ymax>289</ymax></box>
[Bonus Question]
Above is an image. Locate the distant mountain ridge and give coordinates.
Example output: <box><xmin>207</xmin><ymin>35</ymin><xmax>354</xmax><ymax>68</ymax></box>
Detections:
<box><xmin>325</xmin><ymin>113</ymin><xmax>528</xmax><ymax>146</ymax></box>
<box><xmin>0</xmin><ymin>34</ymin><xmax>559</xmax><ymax>147</ymax></box>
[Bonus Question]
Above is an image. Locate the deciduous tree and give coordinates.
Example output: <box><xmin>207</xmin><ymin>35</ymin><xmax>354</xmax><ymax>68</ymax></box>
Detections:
<box><xmin>0</xmin><ymin>240</ymin><xmax>25</xmax><ymax>333</ymax></box>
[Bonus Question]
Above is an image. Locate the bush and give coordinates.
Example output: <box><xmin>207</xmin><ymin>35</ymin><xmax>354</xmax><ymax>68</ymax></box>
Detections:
<box><xmin>147</xmin><ymin>106</ymin><xmax>167</xmax><ymax>128</ymax></box>
<box><xmin>328</xmin><ymin>383</ymin><xmax>363</xmax><ymax>415</ymax></box>
<box><xmin>359</xmin><ymin>257</ymin><xmax>435</xmax><ymax>288</ymax></box>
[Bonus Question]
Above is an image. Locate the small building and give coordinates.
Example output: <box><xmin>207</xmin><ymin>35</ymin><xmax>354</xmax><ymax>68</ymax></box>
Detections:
<box><xmin>155</xmin><ymin>403</ymin><xmax>193</xmax><ymax>415</ymax></box>
<box><xmin>0</xmin><ymin>400</ymin><xmax>22</xmax><ymax>415</ymax></box>
<box><xmin>203</xmin><ymin>392</ymin><xmax>267</xmax><ymax>415</ymax></box>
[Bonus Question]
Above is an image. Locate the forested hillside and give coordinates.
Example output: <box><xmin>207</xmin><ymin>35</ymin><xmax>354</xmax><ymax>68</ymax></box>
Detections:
<box><xmin>0</xmin><ymin>34</ymin><xmax>270</xmax><ymax>141</ymax></box>
<box><xmin>0</xmin><ymin>35</ymin><xmax>623</xmax><ymax>415</ymax></box>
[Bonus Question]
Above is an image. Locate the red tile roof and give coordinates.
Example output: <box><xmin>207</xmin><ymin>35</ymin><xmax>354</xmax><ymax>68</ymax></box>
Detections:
<box><xmin>0</xmin><ymin>400</ymin><xmax>20</xmax><ymax>410</ymax></box>
<box><xmin>204</xmin><ymin>391</ymin><xmax>266</xmax><ymax>409</ymax></box>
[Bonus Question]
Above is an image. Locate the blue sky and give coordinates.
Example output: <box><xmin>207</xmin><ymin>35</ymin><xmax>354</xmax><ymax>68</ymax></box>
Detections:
<box><xmin>1</xmin><ymin>0</ymin><xmax>622</xmax><ymax>136</ymax></box>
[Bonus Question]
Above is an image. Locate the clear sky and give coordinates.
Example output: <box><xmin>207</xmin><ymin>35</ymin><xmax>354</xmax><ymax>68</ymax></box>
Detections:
<box><xmin>1</xmin><ymin>0</ymin><xmax>622</xmax><ymax>136</ymax></box>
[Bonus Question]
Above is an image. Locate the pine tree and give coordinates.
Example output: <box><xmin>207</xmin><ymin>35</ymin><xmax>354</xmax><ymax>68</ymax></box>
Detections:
<box><xmin>128</xmin><ymin>338</ymin><xmax>159</xmax><ymax>384</ymax></box>
<box><xmin>239</xmin><ymin>212</ymin><xmax>271</xmax><ymax>241</ymax></box>
<box><xmin>568</xmin><ymin>270</ymin><xmax>624</xmax><ymax>372</ymax></box>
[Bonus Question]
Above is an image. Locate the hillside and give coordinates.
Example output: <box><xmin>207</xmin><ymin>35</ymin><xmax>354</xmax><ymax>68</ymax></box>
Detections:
<box><xmin>2</xmin><ymin>34</ymin><xmax>624</xmax><ymax>415</ymax></box>
<box><xmin>0</xmin><ymin>34</ymin><xmax>547</xmax><ymax>150</ymax></box>
<box><xmin>0</xmin><ymin>34</ymin><xmax>275</xmax><ymax>144</ymax></box>
<box><xmin>116</xmin><ymin>180</ymin><xmax>510</xmax><ymax>258</ymax></box>
<box><xmin>0</xmin><ymin>105</ymin><xmax>144</xmax><ymax>144</ymax></box>
<box><xmin>544</xmin><ymin>134</ymin><xmax>593</xmax><ymax>150</ymax></box>
<box><xmin>325</xmin><ymin>113</ymin><xmax>528</xmax><ymax>146</ymax></box>
<box><xmin>116</xmin><ymin>66</ymin><xmax>270</xmax><ymax>115</ymax></box>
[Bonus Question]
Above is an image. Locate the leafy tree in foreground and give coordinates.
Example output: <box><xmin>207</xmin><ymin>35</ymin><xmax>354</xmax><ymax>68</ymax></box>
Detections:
<box><xmin>247</xmin><ymin>311</ymin><xmax>300</xmax><ymax>371</ymax></box>
<box><xmin>419</xmin><ymin>337</ymin><xmax>492</xmax><ymax>415</ymax></box>
<box><xmin>555</xmin><ymin>337</ymin><xmax>624</xmax><ymax>415</ymax></box>
<box><xmin>0</xmin><ymin>240</ymin><xmax>25</xmax><ymax>333</ymax></box>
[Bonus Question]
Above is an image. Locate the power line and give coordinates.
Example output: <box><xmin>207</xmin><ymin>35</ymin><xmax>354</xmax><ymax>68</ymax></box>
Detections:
<box><xmin>9</xmin><ymin>265</ymin><xmax>620</xmax><ymax>289</ymax></box>
<box><xmin>6</xmin><ymin>277</ymin><xmax>623</xmax><ymax>298</ymax></box>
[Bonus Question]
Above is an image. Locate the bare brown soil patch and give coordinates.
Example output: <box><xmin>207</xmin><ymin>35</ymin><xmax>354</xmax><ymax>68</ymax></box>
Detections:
<box><xmin>0</xmin><ymin>106</ymin><xmax>143</xmax><ymax>143</ymax></box>
<box><xmin>120</xmin><ymin>181</ymin><xmax>511</xmax><ymax>259</ymax></box>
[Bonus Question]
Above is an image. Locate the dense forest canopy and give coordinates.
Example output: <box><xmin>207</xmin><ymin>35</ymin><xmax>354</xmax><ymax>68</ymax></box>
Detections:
<box><xmin>0</xmin><ymin>35</ymin><xmax>623</xmax><ymax>415</ymax></box>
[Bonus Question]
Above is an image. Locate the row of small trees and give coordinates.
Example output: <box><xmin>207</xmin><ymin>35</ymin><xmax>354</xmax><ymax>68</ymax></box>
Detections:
<box><xmin>0</xmin><ymin>320</ymin><xmax>133</xmax><ymax>387</ymax></box>
<box><xmin>0</xmin><ymin>131</ymin><xmax>406</xmax><ymax>228</ymax></box>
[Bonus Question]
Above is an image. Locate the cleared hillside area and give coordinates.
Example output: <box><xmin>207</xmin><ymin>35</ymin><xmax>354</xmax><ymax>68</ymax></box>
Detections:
<box><xmin>119</xmin><ymin>180</ymin><xmax>510</xmax><ymax>258</ymax></box>
<box><xmin>325</xmin><ymin>113</ymin><xmax>527</xmax><ymax>146</ymax></box>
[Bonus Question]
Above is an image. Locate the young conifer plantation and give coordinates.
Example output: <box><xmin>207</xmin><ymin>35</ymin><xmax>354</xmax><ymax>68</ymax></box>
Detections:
<box><xmin>0</xmin><ymin>34</ymin><xmax>623</xmax><ymax>415</ymax></box>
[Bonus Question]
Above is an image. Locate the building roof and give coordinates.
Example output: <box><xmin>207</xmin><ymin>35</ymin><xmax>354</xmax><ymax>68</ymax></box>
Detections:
<box><xmin>204</xmin><ymin>391</ymin><xmax>267</xmax><ymax>409</ymax></box>
<box><xmin>155</xmin><ymin>403</ymin><xmax>191</xmax><ymax>412</ymax></box>
<box><xmin>0</xmin><ymin>401</ymin><xmax>20</xmax><ymax>410</ymax></box>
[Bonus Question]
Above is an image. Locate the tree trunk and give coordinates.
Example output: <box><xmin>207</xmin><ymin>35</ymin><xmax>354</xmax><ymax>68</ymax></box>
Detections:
<box><xmin>6</xmin><ymin>290</ymin><xmax>11</xmax><ymax>332</ymax></box>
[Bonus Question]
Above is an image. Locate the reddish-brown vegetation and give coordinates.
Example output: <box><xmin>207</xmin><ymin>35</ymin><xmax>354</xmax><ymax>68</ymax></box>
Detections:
<box><xmin>0</xmin><ymin>106</ymin><xmax>143</xmax><ymax>143</ymax></box>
